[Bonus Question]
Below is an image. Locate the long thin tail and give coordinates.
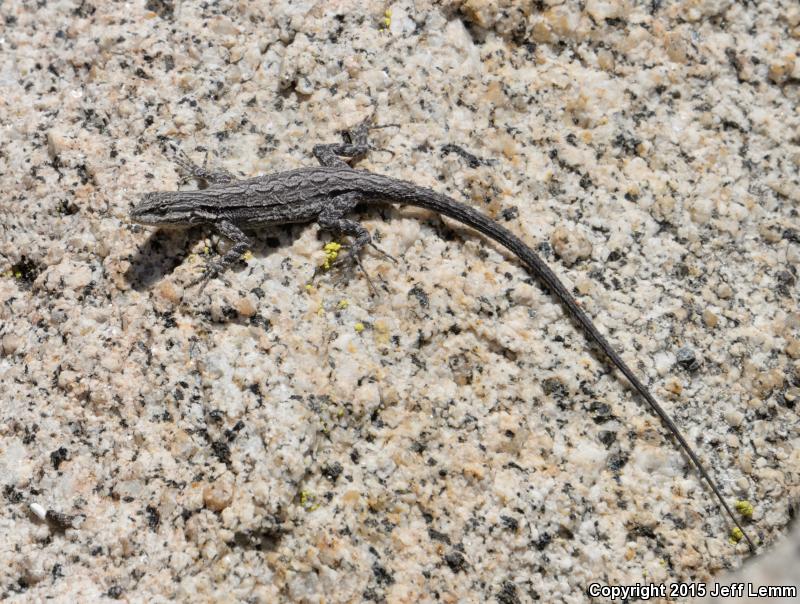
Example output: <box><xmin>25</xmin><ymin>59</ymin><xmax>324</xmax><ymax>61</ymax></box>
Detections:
<box><xmin>379</xmin><ymin>183</ymin><xmax>756</xmax><ymax>551</ymax></box>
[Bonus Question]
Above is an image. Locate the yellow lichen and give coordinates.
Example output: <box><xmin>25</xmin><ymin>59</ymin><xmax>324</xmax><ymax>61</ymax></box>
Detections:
<box><xmin>241</xmin><ymin>250</ymin><xmax>253</xmax><ymax>261</ymax></box>
<box><xmin>735</xmin><ymin>500</ymin><xmax>754</xmax><ymax>519</ymax></box>
<box><xmin>381</xmin><ymin>9</ymin><xmax>391</xmax><ymax>29</ymax></box>
<box><xmin>299</xmin><ymin>490</ymin><xmax>319</xmax><ymax>511</ymax></box>
<box><xmin>729</xmin><ymin>527</ymin><xmax>744</xmax><ymax>544</ymax></box>
<box><xmin>354</xmin><ymin>322</ymin><xmax>365</xmax><ymax>333</ymax></box>
<box><xmin>337</xmin><ymin>299</ymin><xmax>349</xmax><ymax>309</ymax></box>
<box><xmin>321</xmin><ymin>241</ymin><xmax>342</xmax><ymax>270</ymax></box>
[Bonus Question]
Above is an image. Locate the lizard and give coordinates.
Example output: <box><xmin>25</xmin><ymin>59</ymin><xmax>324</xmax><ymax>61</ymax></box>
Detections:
<box><xmin>129</xmin><ymin>115</ymin><xmax>757</xmax><ymax>552</ymax></box>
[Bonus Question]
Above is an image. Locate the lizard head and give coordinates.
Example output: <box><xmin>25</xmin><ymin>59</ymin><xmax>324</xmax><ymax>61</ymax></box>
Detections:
<box><xmin>130</xmin><ymin>191</ymin><xmax>206</xmax><ymax>226</ymax></box>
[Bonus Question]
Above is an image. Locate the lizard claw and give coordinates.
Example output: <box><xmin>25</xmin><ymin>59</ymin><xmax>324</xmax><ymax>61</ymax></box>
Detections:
<box><xmin>368</xmin><ymin>241</ymin><xmax>397</xmax><ymax>264</ymax></box>
<box><xmin>346</xmin><ymin>253</ymin><xmax>379</xmax><ymax>295</ymax></box>
<box><xmin>367</xmin><ymin>123</ymin><xmax>400</xmax><ymax>132</ymax></box>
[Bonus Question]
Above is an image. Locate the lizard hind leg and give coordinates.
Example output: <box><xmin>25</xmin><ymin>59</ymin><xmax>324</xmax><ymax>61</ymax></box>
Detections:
<box><xmin>166</xmin><ymin>143</ymin><xmax>236</xmax><ymax>187</ymax></box>
<box><xmin>312</xmin><ymin>112</ymin><xmax>399</xmax><ymax>168</ymax></box>
<box><xmin>317</xmin><ymin>193</ymin><xmax>384</xmax><ymax>294</ymax></box>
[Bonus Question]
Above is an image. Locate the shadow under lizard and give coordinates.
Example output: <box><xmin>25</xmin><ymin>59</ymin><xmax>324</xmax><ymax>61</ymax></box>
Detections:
<box><xmin>130</xmin><ymin>117</ymin><xmax>756</xmax><ymax>552</ymax></box>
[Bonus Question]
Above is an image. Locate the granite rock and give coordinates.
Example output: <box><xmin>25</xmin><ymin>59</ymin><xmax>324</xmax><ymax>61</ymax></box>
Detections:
<box><xmin>1</xmin><ymin>0</ymin><xmax>798</xmax><ymax>601</ymax></box>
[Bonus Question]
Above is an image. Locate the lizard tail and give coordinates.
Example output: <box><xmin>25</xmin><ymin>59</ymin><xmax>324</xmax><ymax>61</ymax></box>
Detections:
<box><xmin>375</xmin><ymin>182</ymin><xmax>757</xmax><ymax>552</ymax></box>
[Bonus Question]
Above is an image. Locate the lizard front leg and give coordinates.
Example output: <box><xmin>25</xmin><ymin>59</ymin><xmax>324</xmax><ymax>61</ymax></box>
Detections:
<box><xmin>188</xmin><ymin>219</ymin><xmax>252</xmax><ymax>290</ymax></box>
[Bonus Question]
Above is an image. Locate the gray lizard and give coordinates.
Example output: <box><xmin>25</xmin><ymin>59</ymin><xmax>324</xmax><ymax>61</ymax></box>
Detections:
<box><xmin>130</xmin><ymin>116</ymin><xmax>756</xmax><ymax>551</ymax></box>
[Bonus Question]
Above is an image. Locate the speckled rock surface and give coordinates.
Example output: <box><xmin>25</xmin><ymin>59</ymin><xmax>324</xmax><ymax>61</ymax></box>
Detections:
<box><xmin>1</xmin><ymin>0</ymin><xmax>798</xmax><ymax>602</ymax></box>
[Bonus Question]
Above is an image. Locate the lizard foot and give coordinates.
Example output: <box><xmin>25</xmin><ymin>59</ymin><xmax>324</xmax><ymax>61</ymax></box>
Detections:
<box><xmin>343</xmin><ymin>115</ymin><xmax>400</xmax><ymax>157</ymax></box>
<box><xmin>329</xmin><ymin>250</ymin><xmax>379</xmax><ymax>296</ymax></box>
<box><xmin>186</xmin><ymin>260</ymin><xmax>231</xmax><ymax>292</ymax></box>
